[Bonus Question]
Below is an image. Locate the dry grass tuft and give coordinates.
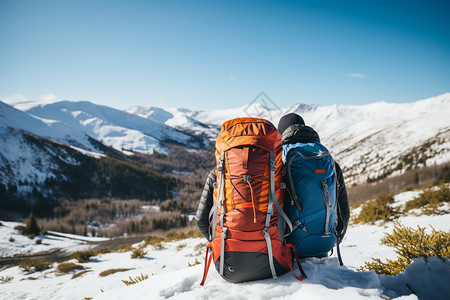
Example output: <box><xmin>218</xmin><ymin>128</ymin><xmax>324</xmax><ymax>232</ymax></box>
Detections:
<box><xmin>57</xmin><ymin>262</ymin><xmax>85</xmax><ymax>274</ymax></box>
<box><xmin>99</xmin><ymin>268</ymin><xmax>133</xmax><ymax>277</ymax></box>
<box><xmin>71</xmin><ymin>249</ymin><xmax>96</xmax><ymax>263</ymax></box>
<box><xmin>18</xmin><ymin>259</ymin><xmax>52</xmax><ymax>272</ymax></box>
<box><xmin>72</xmin><ymin>270</ymin><xmax>92</xmax><ymax>279</ymax></box>
<box><xmin>121</xmin><ymin>273</ymin><xmax>149</xmax><ymax>286</ymax></box>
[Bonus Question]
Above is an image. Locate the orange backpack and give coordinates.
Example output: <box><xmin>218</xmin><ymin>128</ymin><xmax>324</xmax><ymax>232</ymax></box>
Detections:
<box><xmin>200</xmin><ymin>118</ymin><xmax>306</xmax><ymax>285</ymax></box>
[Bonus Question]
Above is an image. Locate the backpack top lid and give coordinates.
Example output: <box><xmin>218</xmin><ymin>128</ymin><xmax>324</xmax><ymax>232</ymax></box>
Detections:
<box><xmin>282</xmin><ymin>141</ymin><xmax>330</xmax><ymax>163</ymax></box>
<box><xmin>216</xmin><ymin>117</ymin><xmax>282</xmax><ymax>153</ymax></box>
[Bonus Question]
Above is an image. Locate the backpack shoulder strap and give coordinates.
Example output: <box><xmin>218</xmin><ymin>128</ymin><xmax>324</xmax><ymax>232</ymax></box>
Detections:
<box><xmin>263</xmin><ymin>152</ymin><xmax>294</xmax><ymax>279</ymax></box>
<box><xmin>268</xmin><ymin>152</ymin><xmax>293</xmax><ymax>239</ymax></box>
<box><xmin>208</xmin><ymin>152</ymin><xmax>226</xmax><ymax>240</ymax></box>
<box><xmin>285</xmin><ymin>151</ymin><xmax>303</xmax><ymax>212</ymax></box>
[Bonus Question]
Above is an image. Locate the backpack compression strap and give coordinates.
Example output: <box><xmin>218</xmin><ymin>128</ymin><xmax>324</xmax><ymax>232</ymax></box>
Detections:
<box><xmin>336</xmin><ymin>239</ymin><xmax>344</xmax><ymax>266</ymax></box>
<box><xmin>263</xmin><ymin>152</ymin><xmax>277</xmax><ymax>278</ymax></box>
<box><xmin>263</xmin><ymin>152</ymin><xmax>295</xmax><ymax>279</ymax></box>
<box><xmin>203</xmin><ymin>152</ymin><xmax>229</xmax><ymax>282</ymax></box>
<box><xmin>268</xmin><ymin>152</ymin><xmax>293</xmax><ymax>239</ymax></box>
<box><xmin>321</xmin><ymin>180</ymin><xmax>332</xmax><ymax>235</ymax></box>
<box><xmin>200</xmin><ymin>244</ymin><xmax>213</xmax><ymax>286</ymax></box>
<box><xmin>217</xmin><ymin>152</ymin><xmax>228</xmax><ymax>276</ymax></box>
<box><xmin>286</xmin><ymin>244</ymin><xmax>307</xmax><ymax>280</ymax></box>
<box><xmin>286</xmin><ymin>152</ymin><xmax>303</xmax><ymax>213</ymax></box>
<box><xmin>208</xmin><ymin>152</ymin><xmax>225</xmax><ymax>241</ymax></box>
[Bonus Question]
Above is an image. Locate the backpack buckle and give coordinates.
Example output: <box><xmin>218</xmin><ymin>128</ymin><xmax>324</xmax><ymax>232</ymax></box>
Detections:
<box><xmin>242</xmin><ymin>175</ymin><xmax>251</xmax><ymax>182</ymax></box>
<box><xmin>218</xmin><ymin>153</ymin><xmax>225</xmax><ymax>171</ymax></box>
<box><xmin>270</xmin><ymin>158</ymin><xmax>277</xmax><ymax>171</ymax></box>
<box><xmin>218</xmin><ymin>160</ymin><xmax>224</xmax><ymax>172</ymax></box>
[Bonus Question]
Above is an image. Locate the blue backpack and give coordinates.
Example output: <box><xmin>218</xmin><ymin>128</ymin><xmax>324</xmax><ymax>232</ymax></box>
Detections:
<box><xmin>283</xmin><ymin>142</ymin><xmax>343</xmax><ymax>264</ymax></box>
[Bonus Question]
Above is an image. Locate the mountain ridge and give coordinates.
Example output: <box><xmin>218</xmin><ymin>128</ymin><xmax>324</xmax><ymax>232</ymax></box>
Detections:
<box><xmin>127</xmin><ymin>93</ymin><xmax>450</xmax><ymax>184</ymax></box>
<box><xmin>1</xmin><ymin>93</ymin><xmax>449</xmax><ymax>199</ymax></box>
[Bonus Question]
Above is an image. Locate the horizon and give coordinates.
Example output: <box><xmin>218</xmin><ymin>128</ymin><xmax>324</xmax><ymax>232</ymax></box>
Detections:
<box><xmin>0</xmin><ymin>92</ymin><xmax>450</xmax><ymax>112</ymax></box>
<box><xmin>2</xmin><ymin>91</ymin><xmax>449</xmax><ymax>112</ymax></box>
<box><xmin>1</xmin><ymin>0</ymin><xmax>449</xmax><ymax>110</ymax></box>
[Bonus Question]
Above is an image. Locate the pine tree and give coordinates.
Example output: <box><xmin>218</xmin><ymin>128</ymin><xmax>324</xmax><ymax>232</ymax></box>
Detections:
<box><xmin>25</xmin><ymin>212</ymin><xmax>40</xmax><ymax>236</ymax></box>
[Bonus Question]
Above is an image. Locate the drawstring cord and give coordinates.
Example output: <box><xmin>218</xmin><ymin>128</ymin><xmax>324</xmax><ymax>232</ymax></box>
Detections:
<box><xmin>229</xmin><ymin>174</ymin><xmax>267</xmax><ymax>224</ymax></box>
<box><xmin>243</xmin><ymin>175</ymin><xmax>257</xmax><ymax>223</ymax></box>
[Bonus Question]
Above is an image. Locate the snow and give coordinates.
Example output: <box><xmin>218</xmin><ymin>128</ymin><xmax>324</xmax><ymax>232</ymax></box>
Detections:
<box><xmin>0</xmin><ymin>125</ymin><xmax>60</xmax><ymax>186</ymax></box>
<box><xmin>378</xmin><ymin>257</ymin><xmax>450</xmax><ymax>300</ymax></box>
<box><xmin>0</xmin><ymin>101</ymin><xmax>101</xmax><ymax>154</ymax></box>
<box><xmin>0</xmin><ymin>221</ymin><xmax>91</xmax><ymax>258</ymax></box>
<box><xmin>2</xmin><ymin>93</ymin><xmax>450</xmax><ymax>186</ymax></box>
<box><xmin>47</xmin><ymin>231</ymin><xmax>110</xmax><ymax>242</ymax></box>
<box><xmin>1</xmin><ymin>190</ymin><xmax>449</xmax><ymax>299</ymax></box>
<box><xmin>126</xmin><ymin>93</ymin><xmax>450</xmax><ymax>184</ymax></box>
<box><xmin>69</xmin><ymin>145</ymin><xmax>106</xmax><ymax>159</ymax></box>
<box><xmin>10</xmin><ymin>100</ymin><xmax>210</xmax><ymax>154</ymax></box>
<box><xmin>126</xmin><ymin>106</ymin><xmax>219</xmax><ymax>140</ymax></box>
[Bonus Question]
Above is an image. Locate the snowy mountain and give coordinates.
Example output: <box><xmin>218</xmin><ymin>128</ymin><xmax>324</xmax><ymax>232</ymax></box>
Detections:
<box><xmin>11</xmin><ymin>100</ymin><xmax>210</xmax><ymax>154</ymax></box>
<box><xmin>0</xmin><ymin>102</ymin><xmax>185</xmax><ymax>211</ymax></box>
<box><xmin>0</xmin><ymin>123</ymin><xmax>101</xmax><ymax>190</ymax></box>
<box><xmin>1</xmin><ymin>93</ymin><xmax>449</xmax><ymax>199</ymax></box>
<box><xmin>127</xmin><ymin>93</ymin><xmax>450</xmax><ymax>184</ymax></box>
<box><xmin>284</xmin><ymin>94</ymin><xmax>450</xmax><ymax>184</ymax></box>
<box><xmin>1</xmin><ymin>188</ymin><xmax>449</xmax><ymax>299</ymax></box>
<box><xmin>0</xmin><ymin>101</ymin><xmax>102</xmax><ymax>154</ymax></box>
<box><xmin>0</xmin><ymin>102</ymin><xmax>108</xmax><ymax>192</ymax></box>
<box><xmin>125</xmin><ymin>106</ymin><xmax>218</xmax><ymax>140</ymax></box>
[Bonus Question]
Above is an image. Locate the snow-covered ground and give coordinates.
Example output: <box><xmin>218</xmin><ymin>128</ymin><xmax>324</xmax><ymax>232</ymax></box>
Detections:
<box><xmin>0</xmin><ymin>221</ymin><xmax>100</xmax><ymax>258</ymax></box>
<box><xmin>0</xmin><ymin>190</ymin><xmax>449</xmax><ymax>300</ymax></box>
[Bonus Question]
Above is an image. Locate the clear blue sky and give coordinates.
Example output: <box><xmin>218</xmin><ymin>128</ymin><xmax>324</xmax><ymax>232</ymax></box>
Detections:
<box><xmin>1</xmin><ymin>0</ymin><xmax>449</xmax><ymax>110</ymax></box>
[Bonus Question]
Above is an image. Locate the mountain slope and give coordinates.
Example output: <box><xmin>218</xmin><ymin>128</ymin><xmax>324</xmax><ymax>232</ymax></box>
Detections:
<box><xmin>0</xmin><ymin>101</ymin><xmax>101</xmax><ymax>153</ymax></box>
<box><xmin>0</xmin><ymin>124</ymin><xmax>82</xmax><ymax>188</ymax></box>
<box><xmin>0</xmin><ymin>123</ymin><xmax>99</xmax><ymax>215</ymax></box>
<box><xmin>0</xmin><ymin>123</ymin><xmax>177</xmax><ymax>215</ymax></box>
<box><xmin>3</xmin><ymin>93</ymin><xmax>450</xmax><ymax>188</ymax></box>
<box><xmin>12</xmin><ymin>100</ymin><xmax>210</xmax><ymax>154</ymax></box>
<box><xmin>125</xmin><ymin>106</ymin><xmax>218</xmax><ymax>140</ymax></box>
<box><xmin>294</xmin><ymin>94</ymin><xmax>450</xmax><ymax>183</ymax></box>
<box><xmin>131</xmin><ymin>93</ymin><xmax>450</xmax><ymax>184</ymax></box>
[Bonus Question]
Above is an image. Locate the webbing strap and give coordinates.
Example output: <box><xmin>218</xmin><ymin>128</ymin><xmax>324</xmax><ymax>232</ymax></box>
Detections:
<box><xmin>336</xmin><ymin>239</ymin><xmax>344</xmax><ymax>266</ymax></box>
<box><xmin>269</xmin><ymin>152</ymin><xmax>292</xmax><ymax>241</ymax></box>
<box><xmin>219</xmin><ymin>227</ymin><xmax>228</xmax><ymax>276</ymax></box>
<box><xmin>208</xmin><ymin>152</ymin><xmax>225</xmax><ymax>240</ymax></box>
<box><xmin>286</xmin><ymin>244</ymin><xmax>307</xmax><ymax>280</ymax></box>
<box><xmin>275</xmin><ymin>195</ymin><xmax>293</xmax><ymax>238</ymax></box>
<box><xmin>269</xmin><ymin>152</ymin><xmax>293</xmax><ymax>239</ymax></box>
<box><xmin>200</xmin><ymin>245</ymin><xmax>213</xmax><ymax>286</ymax></box>
<box><xmin>286</xmin><ymin>152</ymin><xmax>302</xmax><ymax>212</ymax></box>
<box><xmin>218</xmin><ymin>152</ymin><xmax>226</xmax><ymax>227</ymax></box>
<box><xmin>263</xmin><ymin>228</ymin><xmax>277</xmax><ymax>279</ymax></box>
<box><xmin>218</xmin><ymin>152</ymin><xmax>228</xmax><ymax>277</ymax></box>
<box><xmin>321</xmin><ymin>180</ymin><xmax>332</xmax><ymax>234</ymax></box>
<box><xmin>266</xmin><ymin>152</ymin><xmax>292</xmax><ymax>241</ymax></box>
<box><xmin>208</xmin><ymin>201</ymin><xmax>220</xmax><ymax>222</ymax></box>
<box><xmin>208</xmin><ymin>201</ymin><xmax>220</xmax><ymax>240</ymax></box>
<box><xmin>265</xmin><ymin>154</ymin><xmax>275</xmax><ymax>228</ymax></box>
